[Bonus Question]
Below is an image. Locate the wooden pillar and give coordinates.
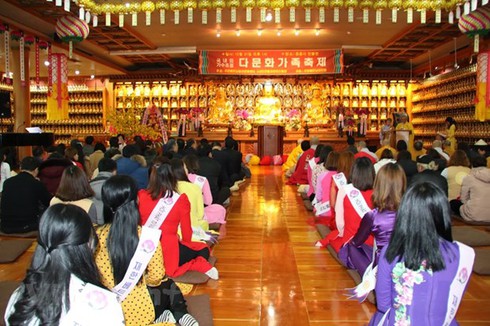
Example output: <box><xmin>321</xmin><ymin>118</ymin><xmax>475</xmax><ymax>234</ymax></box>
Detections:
<box><xmin>10</xmin><ymin>46</ymin><xmax>31</xmax><ymax>159</ymax></box>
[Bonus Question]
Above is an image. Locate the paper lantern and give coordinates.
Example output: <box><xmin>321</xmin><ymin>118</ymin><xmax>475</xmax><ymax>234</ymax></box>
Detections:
<box><xmin>156</xmin><ymin>1</ymin><xmax>170</xmax><ymax>24</ymax></box>
<box><xmin>55</xmin><ymin>15</ymin><xmax>89</xmax><ymax>58</ymax></box>
<box><xmin>459</xmin><ymin>6</ymin><xmax>490</xmax><ymax>52</ymax></box>
<box><xmin>227</xmin><ymin>0</ymin><xmax>240</xmax><ymax>22</ymax></box>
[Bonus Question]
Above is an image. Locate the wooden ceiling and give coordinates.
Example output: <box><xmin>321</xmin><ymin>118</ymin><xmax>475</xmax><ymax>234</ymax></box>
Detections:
<box><xmin>0</xmin><ymin>0</ymin><xmax>476</xmax><ymax>79</ymax></box>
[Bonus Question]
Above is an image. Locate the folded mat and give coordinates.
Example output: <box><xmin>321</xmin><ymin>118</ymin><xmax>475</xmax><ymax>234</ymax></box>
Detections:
<box><xmin>0</xmin><ymin>230</ymin><xmax>38</xmax><ymax>238</ymax></box>
<box><xmin>184</xmin><ymin>294</ymin><xmax>213</xmax><ymax>326</ymax></box>
<box><xmin>0</xmin><ymin>239</ymin><xmax>34</xmax><ymax>263</ymax></box>
<box><xmin>170</xmin><ymin>256</ymin><xmax>217</xmax><ymax>284</ymax></box>
<box><xmin>0</xmin><ymin>281</ymin><xmax>21</xmax><ymax>326</ymax></box>
<box><xmin>345</xmin><ymin>269</ymin><xmax>376</xmax><ymax>304</ymax></box>
<box><xmin>473</xmin><ymin>248</ymin><xmax>490</xmax><ymax>275</ymax></box>
<box><xmin>452</xmin><ymin>215</ymin><xmax>490</xmax><ymax>226</ymax></box>
<box><xmin>452</xmin><ymin>226</ymin><xmax>490</xmax><ymax>247</ymax></box>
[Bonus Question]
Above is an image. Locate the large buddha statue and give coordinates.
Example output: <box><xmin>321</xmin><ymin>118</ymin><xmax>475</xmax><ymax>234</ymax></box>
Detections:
<box><xmin>304</xmin><ymin>83</ymin><xmax>325</xmax><ymax>124</ymax></box>
<box><xmin>255</xmin><ymin>82</ymin><xmax>282</xmax><ymax>125</ymax></box>
<box><xmin>207</xmin><ymin>86</ymin><xmax>233</xmax><ymax>124</ymax></box>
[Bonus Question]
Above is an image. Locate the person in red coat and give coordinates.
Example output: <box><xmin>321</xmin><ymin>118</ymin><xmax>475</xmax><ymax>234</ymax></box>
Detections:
<box><xmin>354</xmin><ymin>140</ymin><xmax>378</xmax><ymax>164</ymax></box>
<box><xmin>138</xmin><ymin>157</ymin><xmax>218</xmax><ymax>279</ymax></box>
<box><xmin>322</xmin><ymin>157</ymin><xmax>375</xmax><ymax>252</ymax></box>
<box><xmin>288</xmin><ymin>139</ymin><xmax>316</xmax><ymax>185</ymax></box>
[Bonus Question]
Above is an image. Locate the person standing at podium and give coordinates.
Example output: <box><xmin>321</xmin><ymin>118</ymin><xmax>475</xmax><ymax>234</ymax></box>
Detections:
<box><xmin>395</xmin><ymin>113</ymin><xmax>414</xmax><ymax>152</ymax></box>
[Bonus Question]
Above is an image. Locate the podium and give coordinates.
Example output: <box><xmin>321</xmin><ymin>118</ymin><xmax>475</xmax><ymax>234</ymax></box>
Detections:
<box><xmin>258</xmin><ymin>125</ymin><xmax>284</xmax><ymax>157</ymax></box>
<box><xmin>395</xmin><ymin>130</ymin><xmax>410</xmax><ymax>146</ymax></box>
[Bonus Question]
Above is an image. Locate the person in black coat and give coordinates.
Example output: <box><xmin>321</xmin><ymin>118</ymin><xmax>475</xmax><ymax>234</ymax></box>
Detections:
<box><xmin>1</xmin><ymin>157</ymin><xmax>52</xmax><ymax>233</ymax></box>
<box><xmin>222</xmin><ymin>138</ymin><xmax>245</xmax><ymax>184</ymax></box>
<box><xmin>410</xmin><ymin>154</ymin><xmax>448</xmax><ymax>196</ymax></box>
<box><xmin>396</xmin><ymin>150</ymin><xmax>417</xmax><ymax>184</ymax></box>
<box><xmin>211</xmin><ymin>141</ymin><xmax>232</xmax><ymax>188</ymax></box>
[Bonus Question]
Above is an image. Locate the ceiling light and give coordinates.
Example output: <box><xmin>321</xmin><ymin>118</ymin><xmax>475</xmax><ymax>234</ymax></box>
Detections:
<box><xmin>216</xmin><ymin>30</ymin><xmax>221</xmax><ymax>37</ymax></box>
<box><xmin>315</xmin><ymin>29</ymin><xmax>320</xmax><ymax>36</ymax></box>
<box><xmin>277</xmin><ymin>29</ymin><xmax>282</xmax><ymax>36</ymax></box>
<box><xmin>236</xmin><ymin>29</ymin><xmax>240</xmax><ymax>37</ymax></box>
<box><xmin>125</xmin><ymin>2</ymin><xmax>130</xmax><ymax>8</ymax></box>
<box><xmin>90</xmin><ymin>74</ymin><xmax>95</xmax><ymax>79</ymax></box>
<box><xmin>265</xmin><ymin>10</ymin><xmax>273</xmax><ymax>22</ymax></box>
<box><xmin>295</xmin><ymin>29</ymin><xmax>300</xmax><ymax>36</ymax></box>
<box><xmin>257</xmin><ymin>29</ymin><xmax>262</xmax><ymax>36</ymax></box>
<box><xmin>44</xmin><ymin>60</ymin><xmax>50</xmax><ymax>66</ymax></box>
<box><xmin>75</xmin><ymin>70</ymin><xmax>80</xmax><ymax>75</ymax></box>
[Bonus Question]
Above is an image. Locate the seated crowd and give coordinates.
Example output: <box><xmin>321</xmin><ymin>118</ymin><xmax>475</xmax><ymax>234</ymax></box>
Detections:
<box><xmin>1</xmin><ymin>134</ymin><xmax>249</xmax><ymax>326</ymax></box>
<box><xmin>286</xmin><ymin>135</ymin><xmax>489</xmax><ymax>325</ymax></box>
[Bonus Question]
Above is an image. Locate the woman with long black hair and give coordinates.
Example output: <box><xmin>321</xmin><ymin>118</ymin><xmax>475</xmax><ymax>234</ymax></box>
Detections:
<box><xmin>95</xmin><ymin>175</ymin><xmax>198</xmax><ymax>326</ymax></box>
<box><xmin>5</xmin><ymin>204</ymin><xmax>123</xmax><ymax>325</ymax></box>
<box><xmin>370</xmin><ymin>182</ymin><xmax>474</xmax><ymax>325</ymax></box>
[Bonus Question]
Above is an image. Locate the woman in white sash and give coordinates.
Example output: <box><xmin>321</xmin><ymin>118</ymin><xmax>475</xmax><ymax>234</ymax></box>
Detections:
<box><xmin>370</xmin><ymin>182</ymin><xmax>474</xmax><ymax>326</ymax></box>
<box><xmin>5</xmin><ymin>204</ymin><xmax>124</xmax><ymax>326</ymax></box>
<box><xmin>95</xmin><ymin>176</ymin><xmax>198</xmax><ymax>326</ymax></box>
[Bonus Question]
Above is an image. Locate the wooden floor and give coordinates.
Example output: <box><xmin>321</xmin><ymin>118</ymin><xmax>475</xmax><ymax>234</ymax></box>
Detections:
<box><xmin>2</xmin><ymin>165</ymin><xmax>490</xmax><ymax>325</ymax></box>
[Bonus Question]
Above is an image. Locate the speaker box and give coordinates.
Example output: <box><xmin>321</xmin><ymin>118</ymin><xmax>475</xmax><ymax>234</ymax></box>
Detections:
<box><xmin>0</xmin><ymin>91</ymin><xmax>12</xmax><ymax>118</ymax></box>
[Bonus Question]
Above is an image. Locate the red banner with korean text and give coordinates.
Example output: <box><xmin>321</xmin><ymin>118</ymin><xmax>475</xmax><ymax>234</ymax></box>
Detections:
<box><xmin>199</xmin><ymin>49</ymin><xmax>343</xmax><ymax>75</ymax></box>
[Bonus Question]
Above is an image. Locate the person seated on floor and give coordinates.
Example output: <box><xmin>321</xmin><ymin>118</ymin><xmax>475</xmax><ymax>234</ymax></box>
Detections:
<box><xmin>375</xmin><ymin>139</ymin><xmax>397</xmax><ymax>160</ymax></box>
<box><xmin>426</xmin><ymin>148</ymin><xmax>447</xmax><ymax>173</ymax></box>
<box><xmin>38</xmin><ymin>152</ymin><xmax>73</xmax><ymax>195</ymax></box>
<box><xmin>305</xmin><ymin>144</ymin><xmax>325</xmax><ymax>198</ymax></box>
<box><xmin>90</xmin><ymin>158</ymin><xmax>117</xmax><ymax>225</ymax></box>
<box><xmin>345</xmin><ymin>136</ymin><xmax>358</xmax><ymax>155</ymax></box>
<box><xmin>0</xmin><ymin>148</ymin><xmax>12</xmax><ymax>193</ymax></box>
<box><xmin>32</xmin><ymin>146</ymin><xmax>47</xmax><ymax>164</ymax></box>
<box><xmin>184</xmin><ymin>138</ymin><xmax>198</xmax><ymax>157</ymax></box>
<box><xmin>96</xmin><ymin>175</ymin><xmax>199</xmax><ymax>326</ymax></box>
<box><xmin>197</xmin><ymin>144</ymin><xmax>231</xmax><ymax>206</ymax></box>
<box><xmin>354</xmin><ymin>141</ymin><xmax>378</xmax><ymax>164</ymax></box>
<box><xmin>450</xmin><ymin>156</ymin><xmax>490</xmax><ymax>223</ymax></box>
<box><xmin>87</xmin><ymin>142</ymin><xmax>106</xmax><ymax>178</ymax></box>
<box><xmin>50</xmin><ymin>166</ymin><xmax>98</xmax><ymax>224</ymax></box>
<box><xmin>471</xmin><ymin>139</ymin><xmax>490</xmax><ymax>168</ymax></box>
<box><xmin>183</xmin><ymin>154</ymin><xmax>213</xmax><ymax>206</ymax></box>
<box><xmin>339</xmin><ymin>163</ymin><xmax>406</xmax><ymax>276</ymax></box>
<box><xmin>210</xmin><ymin>141</ymin><xmax>233</xmax><ymax>190</ymax></box>
<box><xmin>411</xmin><ymin>139</ymin><xmax>426</xmax><ymax>159</ymax></box>
<box><xmin>369</xmin><ymin>182</ymin><xmax>474</xmax><ymax>326</ymax></box>
<box><xmin>374</xmin><ymin>149</ymin><xmax>396</xmax><ymax>174</ymax></box>
<box><xmin>411</xmin><ymin>154</ymin><xmax>448</xmax><ymax>196</ymax></box>
<box><xmin>396</xmin><ymin>150</ymin><xmax>417</xmax><ymax>184</ymax></box>
<box><xmin>82</xmin><ymin>135</ymin><xmax>95</xmax><ymax>156</ymax></box>
<box><xmin>308</xmin><ymin>145</ymin><xmax>333</xmax><ymax>201</ymax></box>
<box><xmin>5</xmin><ymin>204</ymin><xmax>124</xmax><ymax>326</ymax></box>
<box><xmin>163</xmin><ymin>139</ymin><xmax>179</xmax><ymax>159</ymax></box>
<box><xmin>441</xmin><ymin>150</ymin><xmax>471</xmax><ymax>201</ymax></box>
<box><xmin>283</xmin><ymin>138</ymin><xmax>304</xmax><ymax>175</ymax></box>
<box><xmin>320</xmin><ymin>157</ymin><xmax>375</xmax><ymax>252</ymax></box>
<box><xmin>287</xmin><ymin>140</ymin><xmax>315</xmax><ymax>185</ymax></box>
<box><xmin>0</xmin><ymin>157</ymin><xmax>52</xmax><ymax>234</ymax></box>
<box><xmin>138</xmin><ymin>158</ymin><xmax>217</xmax><ymax>280</ymax></box>
<box><xmin>315</xmin><ymin>151</ymin><xmax>340</xmax><ymax>207</ymax></box>
<box><xmin>115</xmin><ymin>144</ymin><xmax>148</xmax><ymax>190</ymax></box>
<box><xmin>432</xmin><ymin>139</ymin><xmax>450</xmax><ymax>162</ymax></box>
<box><xmin>222</xmin><ymin>137</ymin><xmax>246</xmax><ymax>187</ymax></box>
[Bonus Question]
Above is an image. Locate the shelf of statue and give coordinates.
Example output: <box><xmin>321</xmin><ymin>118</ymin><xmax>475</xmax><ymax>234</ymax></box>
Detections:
<box><xmin>304</xmin><ymin>84</ymin><xmax>326</xmax><ymax>124</ymax></box>
<box><xmin>206</xmin><ymin>87</ymin><xmax>234</xmax><ymax>124</ymax></box>
<box><xmin>254</xmin><ymin>83</ymin><xmax>283</xmax><ymax>126</ymax></box>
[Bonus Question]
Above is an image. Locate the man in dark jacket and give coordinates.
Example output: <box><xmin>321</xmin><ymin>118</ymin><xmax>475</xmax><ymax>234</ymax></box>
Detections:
<box><xmin>198</xmin><ymin>144</ymin><xmax>231</xmax><ymax>205</ymax></box>
<box><xmin>222</xmin><ymin>137</ymin><xmax>245</xmax><ymax>184</ymax></box>
<box><xmin>411</xmin><ymin>154</ymin><xmax>448</xmax><ymax>196</ymax></box>
<box><xmin>38</xmin><ymin>153</ymin><xmax>73</xmax><ymax>194</ymax></box>
<box><xmin>1</xmin><ymin>157</ymin><xmax>52</xmax><ymax>233</ymax></box>
<box><xmin>116</xmin><ymin>145</ymin><xmax>148</xmax><ymax>189</ymax></box>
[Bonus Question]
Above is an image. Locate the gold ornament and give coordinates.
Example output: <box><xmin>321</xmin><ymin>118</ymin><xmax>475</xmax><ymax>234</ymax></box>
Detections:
<box><xmin>156</xmin><ymin>1</ymin><xmax>170</xmax><ymax>9</ymax></box>
<box><xmin>242</xmin><ymin>0</ymin><xmax>257</xmax><ymax>7</ymax></box>
<box><xmin>301</xmin><ymin>0</ymin><xmax>315</xmax><ymax>7</ymax></box>
<box><xmin>271</xmin><ymin>0</ymin><xmax>285</xmax><ymax>8</ymax></box>
<box><xmin>373</xmin><ymin>0</ymin><xmax>387</xmax><ymax>9</ymax></box>
<box><xmin>170</xmin><ymin>0</ymin><xmax>184</xmax><ymax>10</ymax></box>
<box><xmin>141</xmin><ymin>1</ymin><xmax>155</xmax><ymax>11</ymax></box>
<box><xmin>316</xmin><ymin>0</ymin><xmax>328</xmax><ymax>5</ymax></box>
<box><xmin>198</xmin><ymin>0</ymin><xmax>213</xmax><ymax>9</ymax></box>
<box><xmin>257</xmin><ymin>0</ymin><xmax>269</xmax><ymax>7</ymax></box>
<box><xmin>227</xmin><ymin>0</ymin><xmax>240</xmax><ymax>7</ymax></box>
<box><xmin>184</xmin><ymin>0</ymin><xmax>197</xmax><ymax>8</ymax></box>
<box><xmin>213</xmin><ymin>0</ymin><xmax>226</xmax><ymax>8</ymax></box>
<box><xmin>286</xmin><ymin>0</ymin><xmax>301</xmax><ymax>6</ymax></box>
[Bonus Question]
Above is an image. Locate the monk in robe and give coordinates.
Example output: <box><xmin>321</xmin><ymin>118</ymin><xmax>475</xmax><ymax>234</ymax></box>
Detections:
<box><xmin>283</xmin><ymin>138</ymin><xmax>304</xmax><ymax>174</ymax></box>
<box><xmin>287</xmin><ymin>139</ymin><xmax>316</xmax><ymax>185</ymax></box>
<box><xmin>395</xmin><ymin>112</ymin><xmax>414</xmax><ymax>153</ymax></box>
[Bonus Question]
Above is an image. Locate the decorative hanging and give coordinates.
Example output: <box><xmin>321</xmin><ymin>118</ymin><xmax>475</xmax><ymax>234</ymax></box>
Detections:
<box><xmin>388</xmin><ymin>0</ymin><xmax>402</xmax><ymax>23</ymax></box>
<box><xmin>315</xmin><ymin>0</ymin><xmax>327</xmax><ymax>23</ymax></box>
<box><xmin>242</xmin><ymin>0</ymin><xmax>256</xmax><ymax>23</ymax></box>
<box><xmin>458</xmin><ymin>5</ymin><xmax>490</xmax><ymax>53</ymax></box>
<box><xmin>35</xmin><ymin>38</ymin><xmax>40</xmax><ymax>86</ymax></box>
<box><xmin>101</xmin><ymin>3</ymin><xmax>112</xmax><ymax>26</ymax></box>
<box><xmin>170</xmin><ymin>1</ymin><xmax>183</xmax><ymax>24</ymax></box>
<box><xmin>360</xmin><ymin>0</ymin><xmax>374</xmax><ymax>23</ymax></box>
<box><xmin>271</xmin><ymin>0</ymin><xmax>284</xmax><ymax>24</ymax></box>
<box><xmin>20</xmin><ymin>33</ymin><xmax>25</xmax><ymax>86</ymax></box>
<box><xmin>373</xmin><ymin>0</ymin><xmax>387</xmax><ymax>24</ymax></box>
<box><xmin>184</xmin><ymin>0</ymin><xmax>197</xmax><ymax>23</ymax></box>
<box><xmin>345</xmin><ymin>0</ymin><xmax>359</xmax><ymax>23</ymax></box>
<box><xmin>213</xmin><ymin>0</ymin><xmax>226</xmax><ymax>23</ymax></box>
<box><xmin>198</xmin><ymin>0</ymin><xmax>212</xmax><ymax>24</ymax></box>
<box><xmin>257</xmin><ymin>0</ymin><xmax>269</xmax><ymax>22</ymax></box>
<box><xmin>47</xmin><ymin>43</ymin><xmax>52</xmax><ymax>95</ymax></box>
<box><xmin>55</xmin><ymin>15</ymin><xmax>90</xmax><ymax>59</ymax></box>
<box><xmin>302</xmin><ymin>0</ymin><xmax>314</xmax><ymax>23</ymax></box>
<box><xmin>130</xmin><ymin>3</ymin><xmax>141</xmax><ymax>26</ymax></box>
<box><xmin>402</xmin><ymin>0</ymin><xmax>416</xmax><ymax>23</ymax></box>
<box><xmin>156</xmin><ymin>1</ymin><xmax>169</xmax><ymax>24</ymax></box>
<box><xmin>141</xmin><ymin>1</ymin><xmax>155</xmax><ymax>25</ymax></box>
<box><xmin>286</xmin><ymin>0</ymin><xmax>300</xmax><ymax>22</ymax></box>
<box><xmin>47</xmin><ymin>53</ymin><xmax>69</xmax><ymax>121</ymax></box>
<box><xmin>416</xmin><ymin>0</ymin><xmax>431</xmax><ymax>23</ymax></box>
<box><xmin>330</xmin><ymin>0</ymin><xmax>343</xmax><ymax>23</ymax></box>
<box><xmin>431</xmin><ymin>0</ymin><xmax>444</xmax><ymax>23</ymax></box>
<box><xmin>4</xmin><ymin>26</ymin><xmax>10</xmax><ymax>84</ymax></box>
<box><xmin>227</xmin><ymin>0</ymin><xmax>240</xmax><ymax>23</ymax></box>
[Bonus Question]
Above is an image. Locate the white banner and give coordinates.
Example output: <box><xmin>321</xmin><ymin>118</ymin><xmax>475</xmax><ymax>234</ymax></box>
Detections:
<box><xmin>314</xmin><ymin>201</ymin><xmax>330</xmax><ymax>216</ymax></box>
<box><xmin>344</xmin><ymin>184</ymin><xmax>371</xmax><ymax>219</ymax></box>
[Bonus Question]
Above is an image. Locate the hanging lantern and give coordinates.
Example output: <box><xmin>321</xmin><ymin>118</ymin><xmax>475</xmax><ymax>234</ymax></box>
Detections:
<box><xmin>129</xmin><ymin>3</ymin><xmax>141</xmax><ymax>26</ymax></box>
<box><xmin>170</xmin><ymin>1</ymin><xmax>183</xmax><ymax>24</ymax></box>
<box><xmin>415</xmin><ymin>0</ymin><xmax>431</xmax><ymax>24</ymax></box>
<box><xmin>344</xmin><ymin>0</ymin><xmax>359</xmax><ymax>23</ymax></box>
<box><xmin>156</xmin><ymin>1</ymin><xmax>170</xmax><ymax>24</ymax></box>
<box><xmin>198</xmin><ymin>0</ymin><xmax>212</xmax><ymax>24</ymax></box>
<box><xmin>373</xmin><ymin>0</ymin><xmax>387</xmax><ymax>24</ymax></box>
<box><xmin>360</xmin><ymin>0</ymin><xmax>373</xmax><ymax>23</ymax></box>
<box><xmin>101</xmin><ymin>3</ymin><xmax>113</xmax><ymax>26</ymax></box>
<box><xmin>458</xmin><ymin>5</ymin><xmax>490</xmax><ymax>52</ymax></box>
<box><xmin>388</xmin><ymin>0</ymin><xmax>402</xmax><ymax>22</ymax></box>
<box><xmin>271</xmin><ymin>0</ymin><xmax>284</xmax><ymax>24</ymax></box>
<box><xmin>330</xmin><ymin>0</ymin><xmax>344</xmax><ymax>23</ymax></box>
<box><xmin>257</xmin><ymin>0</ymin><xmax>269</xmax><ymax>23</ymax></box>
<box><xmin>213</xmin><ymin>0</ymin><xmax>226</xmax><ymax>23</ymax></box>
<box><xmin>47</xmin><ymin>53</ymin><xmax>69</xmax><ymax>121</ymax></box>
<box><xmin>242</xmin><ymin>0</ymin><xmax>256</xmax><ymax>22</ymax></box>
<box><xmin>227</xmin><ymin>0</ymin><xmax>240</xmax><ymax>23</ymax></box>
<box><xmin>430</xmin><ymin>0</ymin><xmax>444</xmax><ymax>23</ymax></box>
<box><xmin>141</xmin><ymin>1</ymin><xmax>155</xmax><ymax>25</ymax></box>
<box><xmin>402</xmin><ymin>0</ymin><xmax>416</xmax><ymax>23</ymax></box>
<box><xmin>55</xmin><ymin>15</ymin><xmax>90</xmax><ymax>59</ymax></box>
<box><xmin>446</xmin><ymin>0</ymin><xmax>458</xmax><ymax>23</ymax></box>
<box><xmin>113</xmin><ymin>4</ymin><xmax>126</xmax><ymax>27</ymax></box>
<box><xmin>91</xmin><ymin>6</ymin><xmax>101</xmax><ymax>27</ymax></box>
<box><xmin>286</xmin><ymin>0</ymin><xmax>300</xmax><ymax>22</ymax></box>
<box><xmin>184</xmin><ymin>0</ymin><xmax>197</xmax><ymax>23</ymax></box>
<box><xmin>302</xmin><ymin>0</ymin><xmax>315</xmax><ymax>22</ymax></box>
<box><xmin>315</xmin><ymin>0</ymin><xmax>327</xmax><ymax>23</ymax></box>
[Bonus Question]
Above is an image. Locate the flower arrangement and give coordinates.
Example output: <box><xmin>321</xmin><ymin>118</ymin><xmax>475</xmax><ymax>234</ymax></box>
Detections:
<box><xmin>234</xmin><ymin>109</ymin><xmax>251</xmax><ymax>130</ymax></box>
<box><xmin>107</xmin><ymin>107</ymin><xmax>163</xmax><ymax>141</ymax></box>
<box><xmin>286</xmin><ymin>109</ymin><xmax>301</xmax><ymax>131</ymax></box>
<box><xmin>10</xmin><ymin>30</ymin><xmax>22</xmax><ymax>41</ymax></box>
<box><xmin>24</xmin><ymin>35</ymin><xmax>35</xmax><ymax>46</ymax></box>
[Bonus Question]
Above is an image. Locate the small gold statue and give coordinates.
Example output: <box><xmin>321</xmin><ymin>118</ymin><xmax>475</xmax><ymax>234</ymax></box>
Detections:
<box><xmin>254</xmin><ymin>82</ymin><xmax>282</xmax><ymax>125</ymax></box>
<box><xmin>207</xmin><ymin>86</ymin><xmax>233</xmax><ymax>124</ymax></box>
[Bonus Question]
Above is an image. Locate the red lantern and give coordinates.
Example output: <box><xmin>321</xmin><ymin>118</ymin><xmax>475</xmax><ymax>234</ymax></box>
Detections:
<box><xmin>55</xmin><ymin>15</ymin><xmax>89</xmax><ymax>58</ymax></box>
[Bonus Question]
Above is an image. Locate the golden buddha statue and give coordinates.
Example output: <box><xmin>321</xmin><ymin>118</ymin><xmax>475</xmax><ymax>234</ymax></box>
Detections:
<box><xmin>207</xmin><ymin>86</ymin><xmax>233</xmax><ymax>124</ymax></box>
<box><xmin>254</xmin><ymin>82</ymin><xmax>282</xmax><ymax>125</ymax></box>
<box><xmin>304</xmin><ymin>84</ymin><xmax>324</xmax><ymax>124</ymax></box>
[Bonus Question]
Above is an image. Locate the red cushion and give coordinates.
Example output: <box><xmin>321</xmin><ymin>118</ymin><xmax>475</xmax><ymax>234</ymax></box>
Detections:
<box><xmin>260</xmin><ymin>155</ymin><xmax>272</xmax><ymax>165</ymax></box>
<box><xmin>282</xmin><ymin>154</ymin><xmax>289</xmax><ymax>163</ymax></box>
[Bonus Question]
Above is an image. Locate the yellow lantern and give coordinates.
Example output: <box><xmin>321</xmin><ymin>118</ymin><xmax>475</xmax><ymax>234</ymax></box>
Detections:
<box><xmin>170</xmin><ymin>0</ymin><xmax>183</xmax><ymax>24</ymax></box>
<box><xmin>213</xmin><ymin>0</ymin><xmax>226</xmax><ymax>23</ymax></box>
<box><xmin>242</xmin><ymin>0</ymin><xmax>256</xmax><ymax>22</ymax></box>
<box><xmin>302</xmin><ymin>0</ymin><xmax>315</xmax><ymax>22</ymax></box>
<box><xmin>373</xmin><ymin>0</ymin><xmax>387</xmax><ymax>24</ymax></box>
<box><xmin>286</xmin><ymin>0</ymin><xmax>300</xmax><ymax>22</ymax></box>
<box><xmin>271</xmin><ymin>0</ymin><xmax>285</xmax><ymax>23</ymax></box>
<box><xmin>344</xmin><ymin>0</ymin><xmax>359</xmax><ymax>22</ymax></box>
<box><xmin>402</xmin><ymin>0</ymin><xmax>416</xmax><ymax>23</ymax></box>
<box><xmin>184</xmin><ymin>0</ymin><xmax>197</xmax><ymax>23</ymax></box>
<box><xmin>257</xmin><ymin>0</ymin><xmax>269</xmax><ymax>23</ymax></box>
<box><xmin>156</xmin><ymin>1</ymin><xmax>170</xmax><ymax>24</ymax></box>
<box><xmin>198</xmin><ymin>0</ymin><xmax>212</xmax><ymax>24</ymax></box>
<box><xmin>415</xmin><ymin>0</ymin><xmax>430</xmax><ymax>24</ymax></box>
<box><xmin>360</xmin><ymin>0</ymin><xmax>373</xmax><ymax>23</ymax></box>
<box><xmin>227</xmin><ymin>0</ymin><xmax>240</xmax><ymax>22</ymax></box>
<box><xmin>330</xmin><ymin>0</ymin><xmax>344</xmax><ymax>22</ymax></box>
<box><xmin>316</xmin><ymin>0</ymin><xmax>328</xmax><ymax>23</ymax></box>
<box><xmin>388</xmin><ymin>0</ymin><xmax>402</xmax><ymax>22</ymax></box>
